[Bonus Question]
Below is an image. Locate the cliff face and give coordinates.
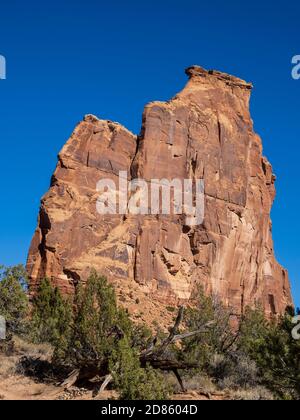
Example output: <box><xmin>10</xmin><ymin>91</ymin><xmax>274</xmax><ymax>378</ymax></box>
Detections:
<box><xmin>27</xmin><ymin>66</ymin><xmax>292</xmax><ymax>323</ymax></box>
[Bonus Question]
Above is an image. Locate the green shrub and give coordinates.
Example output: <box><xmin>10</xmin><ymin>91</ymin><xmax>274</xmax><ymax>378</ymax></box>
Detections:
<box><xmin>0</xmin><ymin>265</ymin><xmax>29</xmax><ymax>334</ymax></box>
<box><xmin>111</xmin><ymin>338</ymin><xmax>168</xmax><ymax>400</ymax></box>
<box><xmin>30</xmin><ymin>278</ymin><xmax>73</xmax><ymax>348</ymax></box>
<box><xmin>181</xmin><ymin>287</ymin><xmax>235</xmax><ymax>371</ymax></box>
<box><xmin>239</xmin><ymin>308</ymin><xmax>300</xmax><ymax>400</ymax></box>
<box><xmin>238</xmin><ymin>306</ymin><xmax>270</xmax><ymax>357</ymax></box>
<box><xmin>166</xmin><ymin>306</ymin><xmax>176</xmax><ymax>313</ymax></box>
<box><xmin>54</xmin><ymin>271</ymin><xmax>167</xmax><ymax>399</ymax></box>
<box><xmin>55</xmin><ymin>271</ymin><xmax>133</xmax><ymax>367</ymax></box>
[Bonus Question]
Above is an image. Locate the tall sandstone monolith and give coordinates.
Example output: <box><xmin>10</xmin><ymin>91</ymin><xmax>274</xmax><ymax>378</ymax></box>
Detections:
<box><xmin>27</xmin><ymin>66</ymin><xmax>292</xmax><ymax>324</ymax></box>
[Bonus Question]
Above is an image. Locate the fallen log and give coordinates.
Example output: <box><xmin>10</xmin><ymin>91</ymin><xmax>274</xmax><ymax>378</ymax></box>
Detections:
<box><xmin>59</xmin><ymin>306</ymin><xmax>215</xmax><ymax>392</ymax></box>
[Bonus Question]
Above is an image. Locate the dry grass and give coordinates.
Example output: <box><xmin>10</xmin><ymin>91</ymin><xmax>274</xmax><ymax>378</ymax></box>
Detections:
<box><xmin>13</xmin><ymin>336</ymin><xmax>53</xmax><ymax>359</ymax></box>
<box><xmin>0</xmin><ymin>354</ymin><xmax>18</xmax><ymax>378</ymax></box>
<box><xmin>186</xmin><ymin>375</ymin><xmax>216</xmax><ymax>393</ymax></box>
<box><xmin>165</xmin><ymin>370</ymin><xmax>275</xmax><ymax>400</ymax></box>
<box><xmin>231</xmin><ymin>387</ymin><xmax>275</xmax><ymax>400</ymax></box>
<box><xmin>0</xmin><ymin>336</ymin><xmax>53</xmax><ymax>380</ymax></box>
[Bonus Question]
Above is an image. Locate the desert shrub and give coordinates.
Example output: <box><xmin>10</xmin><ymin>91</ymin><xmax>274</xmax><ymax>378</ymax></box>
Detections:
<box><xmin>229</xmin><ymin>352</ymin><xmax>259</xmax><ymax>388</ymax></box>
<box><xmin>237</xmin><ymin>306</ymin><xmax>300</xmax><ymax>400</ymax></box>
<box><xmin>238</xmin><ymin>306</ymin><xmax>270</xmax><ymax>356</ymax></box>
<box><xmin>30</xmin><ymin>278</ymin><xmax>73</xmax><ymax>348</ymax></box>
<box><xmin>53</xmin><ymin>271</ymin><xmax>168</xmax><ymax>399</ymax></box>
<box><xmin>181</xmin><ymin>287</ymin><xmax>236</xmax><ymax>371</ymax></box>
<box><xmin>208</xmin><ymin>351</ymin><xmax>259</xmax><ymax>390</ymax></box>
<box><xmin>242</xmin><ymin>309</ymin><xmax>300</xmax><ymax>399</ymax></box>
<box><xmin>54</xmin><ymin>271</ymin><xmax>134</xmax><ymax>367</ymax></box>
<box><xmin>232</xmin><ymin>386</ymin><xmax>274</xmax><ymax>400</ymax></box>
<box><xmin>181</xmin><ymin>298</ymin><xmax>300</xmax><ymax>399</ymax></box>
<box><xmin>181</xmin><ymin>373</ymin><xmax>216</xmax><ymax>394</ymax></box>
<box><xmin>0</xmin><ymin>265</ymin><xmax>29</xmax><ymax>334</ymax></box>
<box><xmin>166</xmin><ymin>306</ymin><xmax>176</xmax><ymax>313</ymax></box>
<box><xmin>111</xmin><ymin>338</ymin><xmax>168</xmax><ymax>400</ymax></box>
<box><xmin>131</xmin><ymin>324</ymin><xmax>152</xmax><ymax>351</ymax></box>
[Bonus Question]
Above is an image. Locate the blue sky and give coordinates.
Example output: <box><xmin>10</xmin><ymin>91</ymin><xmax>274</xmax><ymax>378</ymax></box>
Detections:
<box><xmin>0</xmin><ymin>0</ymin><xmax>299</xmax><ymax>307</ymax></box>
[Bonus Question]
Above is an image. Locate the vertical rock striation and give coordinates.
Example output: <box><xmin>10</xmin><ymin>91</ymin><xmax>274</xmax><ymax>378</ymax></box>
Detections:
<box><xmin>27</xmin><ymin>66</ymin><xmax>292</xmax><ymax>323</ymax></box>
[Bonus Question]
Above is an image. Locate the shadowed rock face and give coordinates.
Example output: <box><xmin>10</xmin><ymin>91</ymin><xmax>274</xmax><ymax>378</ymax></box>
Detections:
<box><xmin>27</xmin><ymin>66</ymin><xmax>292</xmax><ymax>322</ymax></box>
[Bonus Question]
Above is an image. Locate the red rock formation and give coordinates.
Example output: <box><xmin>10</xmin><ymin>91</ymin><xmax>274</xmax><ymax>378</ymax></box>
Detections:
<box><xmin>27</xmin><ymin>66</ymin><xmax>292</xmax><ymax>322</ymax></box>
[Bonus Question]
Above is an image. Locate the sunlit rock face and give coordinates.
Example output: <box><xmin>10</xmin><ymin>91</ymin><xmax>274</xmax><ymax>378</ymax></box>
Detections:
<box><xmin>27</xmin><ymin>66</ymin><xmax>292</xmax><ymax>324</ymax></box>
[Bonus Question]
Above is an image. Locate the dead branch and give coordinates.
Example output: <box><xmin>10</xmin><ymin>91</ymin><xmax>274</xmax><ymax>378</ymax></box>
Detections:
<box><xmin>100</xmin><ymin>374</ymin><xmax>113</xmax><ymax>392</ymax></box>
<box><xmin>171</xmin><ymin>321</ymin><xmax>215</xmax><ymax>343</ymax></box>
<box><xmin>59</xmin><ymin>306</ymin><xmax>215</xmax><ymax>392</ymax></box>
<box><xmin>60</xmin><ymin>369</ymin><xmax>80</xmax><ymax>389</ymax></box>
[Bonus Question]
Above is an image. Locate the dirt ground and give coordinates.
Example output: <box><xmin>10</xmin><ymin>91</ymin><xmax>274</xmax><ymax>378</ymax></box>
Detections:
<box><xmin>0</xmin><ymin>374</ymin><xmax>227</xmax><ymax>400</ymax></box>
<box><xmin>0</xmin><ymin>338</ymin><xmax>261</xmax><ymax>401</ymax></box>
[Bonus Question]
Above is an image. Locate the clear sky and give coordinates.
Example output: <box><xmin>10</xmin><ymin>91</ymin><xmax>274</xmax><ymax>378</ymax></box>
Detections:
<box><xmin>0</xmin><ymin>0</ymin><xmax>299</xmax><ymax>307</ymax></box>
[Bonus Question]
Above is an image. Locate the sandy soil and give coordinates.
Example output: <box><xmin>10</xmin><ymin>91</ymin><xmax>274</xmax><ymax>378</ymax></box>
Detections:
<box><xmin>0</xmin><ymin>375</ymin><xmax>59</xmax><ymax>400</ymax></box>
<box><xmin>0</xmin><ymin>373</ymin><xmax>228</xmax><ymax>401</ymax></box>
<box><xmin>0</xmin><ymin>340</ymin><xmax>232</xmax><ymax>401</ymax></box>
